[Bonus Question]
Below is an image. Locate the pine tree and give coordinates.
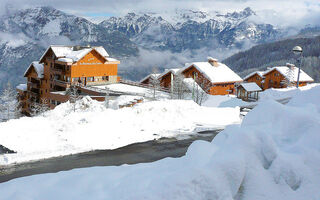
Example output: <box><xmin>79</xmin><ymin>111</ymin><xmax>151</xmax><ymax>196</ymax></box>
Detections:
<box><xmin>0</xmin><ymin>82</ymin><xmax>18</xmax><ymax>121</ymax></box>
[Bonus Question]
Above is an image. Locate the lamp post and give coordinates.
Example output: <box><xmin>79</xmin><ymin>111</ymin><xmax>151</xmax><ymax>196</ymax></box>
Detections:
<box><xmin>292</xmin><ymin>46</ymin><xmax>303</xmax><ymax>88</ymax></box>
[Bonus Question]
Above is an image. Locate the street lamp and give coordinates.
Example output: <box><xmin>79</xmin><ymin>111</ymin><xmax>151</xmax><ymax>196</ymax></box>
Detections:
<box><xmin>292</xmin><ymin>46</ymin><xmax>303</xmax><ymax>88</ymax></box>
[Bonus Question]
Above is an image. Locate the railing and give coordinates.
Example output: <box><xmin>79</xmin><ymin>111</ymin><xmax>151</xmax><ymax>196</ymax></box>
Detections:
<box><xmin>52</xmin><ymin>79</ymin><xmax>71</xmax><ymax>87</ymax></box>
<box><xmin>119</xmin><ymin>79</ymin><xmax>170</xmax><ymax>92</ymax></box>
<box><xmin>28</xmin><ymin>81</ymin><xmax>40</xmax><ymax>88</ymax></box>
<box><xmin>51</xmin><ymin>68</ymin><xmax>64</xmax><ymax>75</ymax></box>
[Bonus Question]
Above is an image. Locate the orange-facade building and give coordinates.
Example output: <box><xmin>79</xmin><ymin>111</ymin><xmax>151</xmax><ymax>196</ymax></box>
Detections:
<box><xmin>244</xmin><ymin>64</ymin><xmax>314</xmax><ymax>90</ymax></box>
<box><xmin>181</xmin><ymin>58</ymin><xmax>243</xmax><ymax>95</ymax></box>
<box><xmin>17</xmin><ymin>45</ymin><xmax>120</xmax><ymax>115</ymax></box>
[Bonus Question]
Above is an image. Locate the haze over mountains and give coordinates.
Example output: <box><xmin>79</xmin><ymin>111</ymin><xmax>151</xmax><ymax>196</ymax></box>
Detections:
<box><xmin>0</xmin><ymin>6</ymin><xmax>319</xmax><ymax>90</ymax></box>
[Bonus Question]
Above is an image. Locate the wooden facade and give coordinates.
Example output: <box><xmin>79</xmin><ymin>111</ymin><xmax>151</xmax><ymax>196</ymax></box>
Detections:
<box><xmin>263</xmin><ymin>68</ymin><xmax>308</xmax><ymax>89</ymax></box>
<box><xmin>244</xmin><ymin>72</ymin><xmax>264</xmax><ymax>89</ymax></box>
<box><xmin>181</xmin><ymin>65</ymin><xmax>241</xmax><ymax>95</ymax></box>
<box><xmin>19</xmin><ymin>45</ymin><xmax>120</xmax><ymax>115</ymax></box>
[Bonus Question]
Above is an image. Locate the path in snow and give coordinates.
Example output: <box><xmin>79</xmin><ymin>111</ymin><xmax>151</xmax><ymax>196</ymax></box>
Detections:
<box><xmin>0</xmin><ymin>130</ymin><xmax>221</xmax><ymax>183</ymax></box>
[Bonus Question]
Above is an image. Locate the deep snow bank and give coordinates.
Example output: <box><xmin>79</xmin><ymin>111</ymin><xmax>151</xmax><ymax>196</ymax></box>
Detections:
<box><xmin>0</xmin><ymin>86</ymin><xmax>319</xmax><ymax>199</ymax></box>
<box><xmin>0</xmin><ymin>99</ymin><xmax>240</xmax><ymax>165</ymax></box>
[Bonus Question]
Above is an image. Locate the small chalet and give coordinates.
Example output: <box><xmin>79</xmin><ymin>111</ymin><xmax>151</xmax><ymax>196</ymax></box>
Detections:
<box><xmin>140</xmin><ymin>73</ymin><xmax>161</xmax><ymax>85</ymax></box>
<box><xmin>243</xmin><ymin>71</ymin><xmax>265</xmax><ymax>89</ymax></box>
<box><xmin>181</xmin><ymin>57</ymin><xmax>243</xmax><ymax>95</ymax></box>
<box><xmin>158</xmin><ymin>68</ymin><xmax>181</xmax><ymax>88</ymax></box>
<box><xmin>262</xmin><ymin>64</ymin><xmax>314</xmax><ymax>89</ymax></box>
<box><xmin>236</xmin><ymin>82</ymin><xmax>262</xmax><ymax>101</ymax></box>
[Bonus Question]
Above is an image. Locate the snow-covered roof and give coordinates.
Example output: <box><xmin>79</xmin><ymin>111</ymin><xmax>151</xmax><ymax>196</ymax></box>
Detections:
<box><xmin>183</xmin><ymin>61</ymin><xmax>243</xmax><ymax>84</ymax></box>
<box><xmin>16</xmin><ymin>83</ymin><xmax>27</xmax><ymax>91</ymax></box>
<box><xmin>239</xmin><ymin>82</ymin><xmax>262</xmax><ymax>92</ymax></box>
<box><xmin>39</xmin><ymin>45</ymin><xmax>111</xmax><ymax>63</ymax></box>
<box><xmin>106</xmin><ymin>57</ymin><xmax>119</xmax><ymax>62</ymax></box>
<box><xmin>140</xmin><ymin>73</ymin><xmax>161</xmax><ymax>83</ymax></box>
<box><xmin>158</xmin><ymin>68</ymin><xmax>181</xmax><ymax>79</ymax></box>
<box><xmin>23</xmin><ymin>61</ymin><xmax>44</xmax><ymax>78</ymax></box>
<box><xmin>263</xmin><ymin>66</ymin><xmax>314</xmax><ymax>82</ymax></box>
<box><xmin>243</xmin><ymin>71</ymin><xmax>265</xmax><ymax>80</ymax></box>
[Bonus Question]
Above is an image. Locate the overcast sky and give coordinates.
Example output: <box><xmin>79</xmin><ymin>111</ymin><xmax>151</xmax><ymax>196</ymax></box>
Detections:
<box><xmin>1</xmin><ymin>0</ymin><xmax>320</xmax><ymax>27</ymax></box>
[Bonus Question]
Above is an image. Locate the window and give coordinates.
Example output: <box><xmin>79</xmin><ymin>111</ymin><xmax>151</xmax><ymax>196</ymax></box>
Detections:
<box><xmin>102</xmin><ymin>76</ymin><xmax>109</xmax><ymax>81</ymax></box>
<box><xmin>87</xmin><ymin>77</ymin><xmax>94</xmax><ymax>82</ymax></box>
<box><xmin>67</xmin><ymin>77</ymin><xmax>71</xmax><ymax>82</ymax></box>
<box><xmin>72</xmin><ymin>77</ymin><xmax>79</xmax><ymax>82</ymax></box>
<box><xmin>67</xmin><ymin>66</ymin><xmax>70</xmax><ymax>71</ymax></box>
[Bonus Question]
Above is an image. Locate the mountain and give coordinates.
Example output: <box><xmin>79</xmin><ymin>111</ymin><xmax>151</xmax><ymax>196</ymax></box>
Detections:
<box><xmin>222</xmin><ymin>35</ymin><xmax>320</xmax><ymax>82</ymax></box>
<box><xmin>100</xmin><ymin>7</ymin><xmax>282</xmax><ymax>52</ymax></box>
<box><xmin>0</xmin><ymin>6</ymin><xmax>138</xmax><ymax>91</ymax></box>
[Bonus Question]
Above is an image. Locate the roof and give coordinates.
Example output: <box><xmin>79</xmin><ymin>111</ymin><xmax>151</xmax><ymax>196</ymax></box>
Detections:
<box><xmin>16</xmin><ymin>83</ymin><xmax>27</xmax><ymax>91</ymax></box>
<box><xmin>238</xmin><ymin>82</ymin><xmax>262</xmax><ymax>92</ymax></box>
<box><xmin>39</xmin><ymin>45</ymin><xmax>112</xmax><ymax>63</ymax></box>
<box><xmin>183</xmin><ymin>61</ymin><xmax>243</xmax><ymax>84</ymax></box>
<box><xmin>263</xmin><ymin>66</ymin><xmax>314</xmax><ymax>82</ymax></box>
<box><xmin>158</xmin><ymin>68</ymin><xmax>181</xmax><ymax>79</ymax></box>
<box><xmin>24</xmin><ymin>61</ymin><xmax>44</xmax><ymax>78</ymax></box>
<box><xmin>243</xmin><ymin>71</ymin><xmax>265</xmax><ymax>80</ymax></box>
<box><xmin>140</xmin><ymin>73</ymin><xmax>161</xmax><ymax>83</ymax></box>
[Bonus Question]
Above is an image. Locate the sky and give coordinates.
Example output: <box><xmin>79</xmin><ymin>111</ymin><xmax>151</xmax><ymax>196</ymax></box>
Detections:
<box><xmin>1</xmin><ymin>0</ymin><xmax>320</xmax><ymax>27</ymax></box>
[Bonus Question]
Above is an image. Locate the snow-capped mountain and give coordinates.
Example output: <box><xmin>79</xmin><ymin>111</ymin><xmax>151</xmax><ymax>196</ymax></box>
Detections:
<box><xmin>0</xmin><ymin>6</ymin><xmax>138</xmax><ymax>91</ymax></box>
<box><xmin>100</xmin><ymin>7</ymin><xmax>282</xmax><ymax>51</ymax></box>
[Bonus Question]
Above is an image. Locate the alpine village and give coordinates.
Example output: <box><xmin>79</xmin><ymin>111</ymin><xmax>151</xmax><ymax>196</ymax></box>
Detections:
<box><xmin>16</xmin><ymin>45</ymin><xmax>314</xmax><ymax>116</ymax></box>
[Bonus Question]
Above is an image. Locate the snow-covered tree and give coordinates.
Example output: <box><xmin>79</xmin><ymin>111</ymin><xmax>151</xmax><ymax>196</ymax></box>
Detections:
<box><xmin>281</xmin><ymin>64</ymin><xmax>295</xmax><ymax>87</ymax></box>
<box><xmin>192</xmin><ymin>77</ymin><xmax>209</xmax><ymax>106</ymax></box>
<box><xmin>0</xmin><ymin>83</ymin><xmax>18</xmax><ymax>121</ymax></box>
<box><xmin>171</xmin><ymin>73</ymin><xmax>188</xmax><ymax>100</ymax></box>
<box><xmin>30</xmin><ymin>98</ymin><xmax>50</xmax><ymax>117</ymax></box>
<box><xmin>104</xmin><ymin>87</ymin><xmax>110</xmax><ymax>108</ymax></box>
<box><xmin>67</xmin><ymin>84</ymin><xmax>82</xmax><ymax>112</ymax></box>
<box><xmin>148</xmin><ymin>68</ymin><xmax>161</xmax><ymax>99</ymax></box>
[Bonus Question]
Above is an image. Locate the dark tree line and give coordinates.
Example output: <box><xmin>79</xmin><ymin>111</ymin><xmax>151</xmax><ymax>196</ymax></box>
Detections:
<box><xmin>223</xmin><ymin>36</ymin><xmax>320</xmax><ymax>81</ymax></box>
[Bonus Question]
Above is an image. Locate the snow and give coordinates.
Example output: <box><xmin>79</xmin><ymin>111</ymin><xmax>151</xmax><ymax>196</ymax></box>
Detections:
<box><xmin>16</xmin><ymin>84</ymin><xmax>27</xmax><ymax>91</ymax></box>
<box><xmin>263</xmin><ymin>66</ymin><xmax>314</xmax><ymax>82</ymax></box>
<box><xmin>106</xmin><ymin>57</ymin><xmax>119</xmax><ymax>62</ymax></box>
<box><xmin>40</xmin><ymin>45</ymin><xmax>110</xmax><ymax>63</ymax></box>
<box><xmin>57</xmin><ymin>58</ymin><xmax>73</xmax><ymax>63</ymax></box>
<box><xmin>239</xmin><ymin>82</ymin><xmax>262</xmax><ymax>92</ymax></box>
<box><xmin>0</xmin><ymin>98</ymin><xmax>240</xmax><ymax>165</ymax></box>
<box><xmin>184</xmin><ymin>61</ymin><xmax>243</xmax><ymax>84</ymax></box>
<box><xmin>1</xmin><ymin>85</ymin><xmax>319</xmax><ymax>200</ymax></box>
<box><xmin>259</xmin><ymin>83</ymin><xmax>319</xmax><ymax>101</ymax></box>
<box><xmin>203</xmin><ymin>95</ymin><xmax>248</xmax><ymax>108</ymax></box>
<box><xmin>140</xmin><ymin>73</ymin><xmax>161</xmax><ymax>83</ymax></box>
<box><xmin>158</xmin><ymin>68</ymin><xmax>181</xmax><ymax>79</ymax></box>
<box><xmin>243</xmin><ymin>70</ymin><xmax>264</xmax><ymax>80</ymax></box>
<box><xmin>23</xmin><ymin>61</ymin><xmax>44</xmax><ymax>78</ymax></box>
<box><xmin>40</xmin><ymin>19</ymin><xmax>61</xmax><ymax>36</ymax></box>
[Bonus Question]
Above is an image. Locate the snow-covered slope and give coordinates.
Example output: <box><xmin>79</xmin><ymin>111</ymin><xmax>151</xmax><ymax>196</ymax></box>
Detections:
<box><xmin>1</xmin><ymin>82</ymin><xmax>319</xmax><ymax>200</ymax></box>
<box><xmin>0</xmin><ymin>98</ymin><xmax>240</xmax><ymax>165</ymax></box>
<box><xmin>100</xmin><ymin>7</ymin><xmax>282</xmax><ymax>51</ymax></box>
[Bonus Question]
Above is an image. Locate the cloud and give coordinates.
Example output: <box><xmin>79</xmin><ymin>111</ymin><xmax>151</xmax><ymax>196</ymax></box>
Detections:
<box><xmin>1</xmin><ymin>0</ymin><xmax>319</xmax><ymax>28</ymax></box>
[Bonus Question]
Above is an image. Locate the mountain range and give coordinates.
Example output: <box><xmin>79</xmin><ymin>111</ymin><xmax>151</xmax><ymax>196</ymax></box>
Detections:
<box><xmin>0</xmin><ymin>6</ymin><xmax>319</xmax><ymax>90</ymax></box>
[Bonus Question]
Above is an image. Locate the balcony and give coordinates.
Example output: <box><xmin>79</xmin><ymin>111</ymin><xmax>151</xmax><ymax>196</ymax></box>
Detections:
<box><xmin>28</xmin><ymin>81</ymin><xmax>40</xmax><ymax>88</ymax></box>
<box><xmin>51</xmin><ymin>67</ymin><xmax>64</xmax><ymax>75</ymax></box>
<box><xmin>52</xmin><ymin>79</ymin><xmax>71</xmax><ymax>88</ymax></box>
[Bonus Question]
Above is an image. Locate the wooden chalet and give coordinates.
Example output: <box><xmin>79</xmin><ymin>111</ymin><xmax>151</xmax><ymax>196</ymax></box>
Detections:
<box><xmin>244</xmin><ymin>63</ymin><xmax>314</xmax><ymax>90</ymax></box>
<box><xmin>17</xmin><ymin>45</ymin><xmax>120</xmax><ymax>115</ymax></box>
<box><xmin>236</xmin><ymin>82</ymin><xmax>262</xmax><ymax>101</ymax></box>
<box><xmin>158</xmin><ymin>68</ymin><xmax>180</xmax><ymax>89</ymax></box>
<box><xmin>243</xmin><ymin>71</ymin><xmax>265</xmax><ymax>89</ymax></box>
<box><xmin>140</xmin><ymin>73</ymin><xmax>160</xmax><ymax>85</ymax></box>
<box><xmin>180</xmin><ymin>57</ymin><xmax>243</xmax><ymax>95</ymax></box>
<box><xmin>262</xmin><ymin>64</ymin><xmax>314</xmax><ymax>89</ymax></box>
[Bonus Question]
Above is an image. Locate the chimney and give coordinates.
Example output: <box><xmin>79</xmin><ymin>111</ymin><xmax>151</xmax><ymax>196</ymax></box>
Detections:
<box><xmin>286</xmin><ymin>63</ymin><xmax>295</xmax><ymax>70</ymax></box>
<box><xmin>208</xmin><ymin>57</ymin><xmax>219</xmax><ymax>67</ymax></box>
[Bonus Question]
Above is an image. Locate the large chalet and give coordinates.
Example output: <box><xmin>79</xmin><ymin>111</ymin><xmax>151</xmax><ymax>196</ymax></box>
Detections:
<box><xmin>181</xmin><ymin>58</ymin><xmax>243</xmax><ymax>95</ymax></box>
<box><xmin>17</xmin><ymin>45</ymin><xmax>120</xmax><ymax>115</ymax></box>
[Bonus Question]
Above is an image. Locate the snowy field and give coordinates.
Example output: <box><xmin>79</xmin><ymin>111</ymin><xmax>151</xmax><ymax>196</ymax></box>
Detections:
<box><xmin>1</xmin><ymin>85</ymin><xmax>319</xmax><ymax>199</ymax></box>
<box><xmin>0</xmin><ymin>98</ymin><xmax>241</xmax><ymax>165</ymax></box>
